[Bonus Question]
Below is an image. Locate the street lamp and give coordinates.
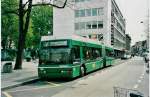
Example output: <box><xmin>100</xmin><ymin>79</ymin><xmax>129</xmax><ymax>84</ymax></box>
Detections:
<box><xmin>140</xmin><ymin>20</ymin><xmax>149</xmax><ymax>52</ymax></box>
<box><xmin>140</xmin><ymin>0</ymin><xmax>149</xmax><ymax>52</ymax></box>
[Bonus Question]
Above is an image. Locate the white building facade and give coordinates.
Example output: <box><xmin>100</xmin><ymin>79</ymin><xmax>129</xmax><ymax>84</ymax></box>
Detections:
<box><xmin>53</xmin><ymin>0</ymin><xmax>126</xmax><ymax>50</ymax></box>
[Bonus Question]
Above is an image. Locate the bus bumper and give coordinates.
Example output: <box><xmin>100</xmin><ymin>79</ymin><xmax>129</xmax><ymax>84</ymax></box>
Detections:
<box><xmin>38</xmin><ymin>66</ymin><xmax>80</xmax><ymax>79</ymax></box>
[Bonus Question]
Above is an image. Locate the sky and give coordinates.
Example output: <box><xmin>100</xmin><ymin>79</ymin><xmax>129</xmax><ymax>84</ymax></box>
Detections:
<box><xmin>115</xmin><ymin>0</ymin><xmax>149</xmax><ymax>45</ymax></box>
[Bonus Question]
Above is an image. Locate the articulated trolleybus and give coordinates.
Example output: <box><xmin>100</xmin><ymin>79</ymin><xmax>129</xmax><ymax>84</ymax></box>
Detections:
<box><xmin>38</xmin><ymin>35</ymin><xmax>115</xmax><ymax>79</ymax></box>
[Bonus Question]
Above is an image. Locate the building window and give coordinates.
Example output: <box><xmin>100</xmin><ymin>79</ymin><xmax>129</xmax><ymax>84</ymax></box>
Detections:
<box><xmin>80</xmin><ymin>0</ymin><xmax>85</xmax><ymax>2</ymax></box>
<box><xmin>86</xmin><ymin>22</ymin><xmax>92</xmax><ymax>29</ymax></box>
<box><xmin>92</xmin><ymin>8</ymin><xmax>97</xmax><ymax>16</ymax></box>
<box><xmin>86</xmin><ymin>9</ymin><xmax>91</xmax><ymax>16</ymax></box>
<box><xmin>75</xmin><ymin>21</ymin><xmax>103</xmax><ymax>30</ymax></box>
<box><xmin>75</xmin><ymin>0</ymin><xmax>80</xmax><ymax>2</ymax></box>
<box><xmin>75</xmin><ymin>10</ymin><xmax>80</xmax><ymax>17</ymax></box>
<box><xmin>75</xmin><ymin>8</ymin><xmax>103</xmax><ymax>18</ymax></box>
<box><xmin>75</xmin><ymin>23</ymin><xmax>79</xmax><ymax>30</ymax></box>
<box><xmin>92</xmin><ymin>21</ymin><xmax>97</xmax><ymax>29</ymax></box>
<box><xmin>98</xmin><ymin>8</ymin><xmax>104</xmax><ymax>15</ymax></box>
<box><xmin>80</xmin><ymin>9</ymin><xmax>85</xmax><ymax>17</ymax></box>
<box><xmin>80</xmin><ymin>22</ymin><xmax>85</xmax><ymax>29</ymax></box>
<box><xmin>98</xmin><ymin>21</ymin><xmax>103</xmax><ymax>28</ymax></box>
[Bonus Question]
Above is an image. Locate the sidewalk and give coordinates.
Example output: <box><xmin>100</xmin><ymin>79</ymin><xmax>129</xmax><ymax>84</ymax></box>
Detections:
<box><xmin>1</xmin><ymin>60</ymin><xmax>39</xmax><ymax>90</ymax></box>
<box><xmin>114</xmin><ymin>58</ymin><xmax>127</xmax><ymax>65</ymax></box>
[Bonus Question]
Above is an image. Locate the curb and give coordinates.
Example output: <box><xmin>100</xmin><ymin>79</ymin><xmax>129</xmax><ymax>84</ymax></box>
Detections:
<box><xmin>1</xmin><ymin>77</ymin><xmax>39</xmax><ymax>91</ymax></box>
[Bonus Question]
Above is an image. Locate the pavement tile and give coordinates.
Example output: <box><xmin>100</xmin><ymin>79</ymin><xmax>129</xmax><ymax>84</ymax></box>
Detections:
<box><xmin>1</xmin><ymin>60</ymin><xmax>38</xmax><ymax>90</ymax></box>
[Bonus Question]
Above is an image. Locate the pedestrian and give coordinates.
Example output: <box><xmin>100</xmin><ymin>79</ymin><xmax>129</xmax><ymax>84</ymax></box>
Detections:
<box><xmin>31</xmin><ymin>49</ymin><xmax>36</xmax><ymax>60</ymax></box>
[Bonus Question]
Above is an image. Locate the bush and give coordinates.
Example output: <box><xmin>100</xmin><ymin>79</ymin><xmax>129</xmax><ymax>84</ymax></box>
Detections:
<box><xmin>1</xmin><ymin>49</ymin><xmax>16</xmax><ymax>61</ymax></box>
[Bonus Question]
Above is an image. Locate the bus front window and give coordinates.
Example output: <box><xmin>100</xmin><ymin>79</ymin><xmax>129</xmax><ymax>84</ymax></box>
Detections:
<box><xmin>39</xmin><ymin>48</ymin><xmax>71</xmax><ymax>64</ymax></box>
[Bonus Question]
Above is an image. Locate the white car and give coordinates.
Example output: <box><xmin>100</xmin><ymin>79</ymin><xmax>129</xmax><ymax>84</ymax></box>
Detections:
<box><xmin>121</xmin><ymin>54</ymin><xmax>131</xmax><ymax>59</ymax></box>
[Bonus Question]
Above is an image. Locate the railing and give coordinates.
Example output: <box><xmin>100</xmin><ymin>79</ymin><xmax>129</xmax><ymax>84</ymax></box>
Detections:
<box><xmin>114</xmin><ymin>87</ymin><xmax>144</xmax><ymax>97</ymax></box>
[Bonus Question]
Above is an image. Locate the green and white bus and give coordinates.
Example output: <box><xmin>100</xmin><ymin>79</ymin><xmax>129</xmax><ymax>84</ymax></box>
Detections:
<box><xmin>38</xmin><ymin>36</ymin><xmax>115</xmax><ymax>79</ymax></box>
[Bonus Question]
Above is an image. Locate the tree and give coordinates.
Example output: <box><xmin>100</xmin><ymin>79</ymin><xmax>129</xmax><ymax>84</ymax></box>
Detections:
<box><xmin>1</xmin><ymin>0</ymin><xmax>19</xmax><ymax>49</ymax></box>
<box><xmin>8</xmin><ymin>0</ymin><xmax>68</xmax><ymax>70</ymax></box>
<box><xmin>25</xmin><ymin>20</ymin><xmax>34</xmax><ymax>48</ymax></box>
<box><xmin>31</xmin><ymin>6</ymin><xmax>53</xmax><ymax>48</ymax></box>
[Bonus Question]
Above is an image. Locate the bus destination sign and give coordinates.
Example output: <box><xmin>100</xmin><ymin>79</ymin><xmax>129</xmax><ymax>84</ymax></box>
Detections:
<box><xmin>42</xmin><ymin>41</ymin><xmax>68</xmax><ymax>47</ymax></box>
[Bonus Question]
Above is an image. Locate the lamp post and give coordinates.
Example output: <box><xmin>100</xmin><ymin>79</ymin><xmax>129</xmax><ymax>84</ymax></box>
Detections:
<box><xmin>146</xmin><ymin>0</ymin><xmax>149</xmax><ymax>51</ymax></box>
<box><xmin>140</xmin><ymin>0</ymin><xmax>149</xmax><ymax>52</ymax></box>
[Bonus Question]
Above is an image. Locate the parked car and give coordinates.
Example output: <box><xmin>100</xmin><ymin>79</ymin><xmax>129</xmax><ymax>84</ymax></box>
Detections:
<box><xmin>121</xmin><ymin>54</ymin><xmax>131</xmax><ymax>60</ymax></box>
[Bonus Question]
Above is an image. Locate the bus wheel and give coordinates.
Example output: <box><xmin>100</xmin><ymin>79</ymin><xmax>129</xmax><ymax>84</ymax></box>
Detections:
<box><xmin>80</xmin><ymin>66</ymin><xmax>85</xmax><ymax>77</ymax></box>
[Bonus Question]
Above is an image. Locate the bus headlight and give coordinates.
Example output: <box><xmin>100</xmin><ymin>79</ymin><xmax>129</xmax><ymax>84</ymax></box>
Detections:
<box><xmin>43</xmin><ymin>71</ymin><xmax>46</xmax><ymax>74</ymax></box>
<box><xmin>39</xmin><ymin>68</ymin><xmax>44</xmax><ymax>71</ymax></box>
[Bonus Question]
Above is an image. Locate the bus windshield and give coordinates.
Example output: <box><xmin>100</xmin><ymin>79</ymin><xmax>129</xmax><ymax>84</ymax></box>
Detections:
<box><xmin>39</xmin><ymin>48</ymin><xmax>71</xmax><ymax>64</ymax></box>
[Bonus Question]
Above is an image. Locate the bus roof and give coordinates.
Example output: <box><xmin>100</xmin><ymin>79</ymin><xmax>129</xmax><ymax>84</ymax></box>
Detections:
<box><xmin>41</xmin><ymin>35</ymin><xmax>104</xmax><ymax>46</ymax></box>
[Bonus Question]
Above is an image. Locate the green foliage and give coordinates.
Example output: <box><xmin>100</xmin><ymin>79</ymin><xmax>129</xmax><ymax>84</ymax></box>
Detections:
<box><xmin>30</xmin><ymin>6</ymin><xmax>53</xmax><ymax>48</ymax></box>
<box><xmin>1</xmin><ymin>1</ymin><xmax>53</xmax><ymax>49</ymax></box>
<box><xmin>1</xmin><ymin>0</ymin><xmax>19</xmax><ymax>49</ymax></box>
<box><xmin>25</xmin><ymin>20</ymin><xmax>34</xmax><ymax>48</ymax></box>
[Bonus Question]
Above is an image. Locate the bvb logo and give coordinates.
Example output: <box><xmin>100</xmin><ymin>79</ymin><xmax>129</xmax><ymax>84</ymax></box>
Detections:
<box><xmin>92</xmin><ymin>64</ymin><xmax>96</xmax><ymax>68</ymax></box>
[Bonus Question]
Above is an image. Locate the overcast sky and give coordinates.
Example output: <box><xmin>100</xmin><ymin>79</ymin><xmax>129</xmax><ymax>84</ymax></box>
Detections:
<box><xmin>115</xmin><ymin>0</ymin><xmax>149</xmax><ymax>45</ymax></box>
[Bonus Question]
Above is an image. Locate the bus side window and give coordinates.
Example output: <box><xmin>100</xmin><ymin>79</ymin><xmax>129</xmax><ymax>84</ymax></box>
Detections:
<box><xmin>106</xmin><ymin>50</ymin><xmax>114</xmax><ymax>57</ymax></box>
<box><xmin>92</xmin><ymin>49</ymin><xmax>101</xmax><ymax>59</ymax></box>
<box><xmin>83</xmin><ymin>47</ymin><xmax>93</xmax><ymax>60</ymax></box>
<box><xmin>110</xmin><ymin>51</ymin><xmax>114</xmax><ymax>57</ymax></box>
<box><xmin>71</xmin><ymin>47</ymin><xmax>80</xmax><ymax>63</ymax></box>
<box><xmin>99</xmin><ymin>48</ymin><xmax>102</xmax><ymax>57</ymax></box>
<box><xmin>106</xmin><ymin>50</ymin><xmax>109</xmax><ymax>57</ymax></box>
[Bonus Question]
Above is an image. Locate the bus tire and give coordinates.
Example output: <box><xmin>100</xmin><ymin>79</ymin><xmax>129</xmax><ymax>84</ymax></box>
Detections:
<box><xmin>80</xmin><ymin>66</ymin><xmax>85</xmax><ymax>77</ymax></box>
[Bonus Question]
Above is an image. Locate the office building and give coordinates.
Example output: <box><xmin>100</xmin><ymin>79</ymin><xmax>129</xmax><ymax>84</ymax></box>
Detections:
<box><xmin>53</xmin><ymin>0</ymin><xmax>126</xmax><ymax>56</ymax></box>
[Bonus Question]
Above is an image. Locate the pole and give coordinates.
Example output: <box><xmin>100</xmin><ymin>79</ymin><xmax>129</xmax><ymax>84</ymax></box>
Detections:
<box><xmin>146</xmin><ymin>0</ymin><xmax>149</xmax><ymax>51</ymax></box>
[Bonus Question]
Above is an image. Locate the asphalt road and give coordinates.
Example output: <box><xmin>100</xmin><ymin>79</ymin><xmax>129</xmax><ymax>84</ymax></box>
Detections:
<box><xmin>2</xmin><ymin>57</ymin><xmax>149</xmax><ymax>97</ymax></box>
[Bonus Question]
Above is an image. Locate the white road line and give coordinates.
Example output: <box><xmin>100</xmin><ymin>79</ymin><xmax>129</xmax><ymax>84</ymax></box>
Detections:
<box><xmin>47</xmin><ymin>82</ymin><xmax>61</xmax><ymax>86</ymax></box>
<box><xmin>6</xmin><ymin>86</ymin><xmax>51</xmax><ymax>93</ymax></box>
<box><xmin>2</xmin><ymin>92</ymin><xmax>13</xmax><ymax>97</ymax></box>
<box><xmin>140</xmin><ymin>76</ymin><xmax>144</xmax><ymax>79</ymax></box>
<box><xmin>133</xmin><ymin>84</ymin><xmax>138</xmax><ymax>89</ymax></box>
<box><xmin>6</xmin><ymin>82</ymin><xmax>61</xmax><ymax>93</ymax></box>
<box><xmin>138</xmin><ymin>80</ymin><xmax>142</xmax><ymax>83</ymax></box>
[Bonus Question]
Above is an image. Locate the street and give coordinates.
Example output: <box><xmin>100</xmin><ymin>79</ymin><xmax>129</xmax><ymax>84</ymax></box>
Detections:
<box><xmin>2</xmin><ymin>57</ymin><xmax>149</xmax><ymax>97</ymax></box>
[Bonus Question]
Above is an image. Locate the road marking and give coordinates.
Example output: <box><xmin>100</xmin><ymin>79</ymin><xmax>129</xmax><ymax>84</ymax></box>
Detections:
<box><xmin>133</xmin><ymin>84</ymin><xmax>138</xmax><ymax>89</ymax></box>
<box><xmin>138</xmin><ymin>80</ymin><xmax>142</xmax><ymax>83</ymax></box>
<box><xmin>6</xmin><ymin>82</ymin><xmax>61</xmax><ymax>93</ymax></box>
<box><xmin>47</xmin><ymin>82</ymin><xmax>61</xmax><ymax>86</ymax></box>
<box><xmin>2</xmin><ymin>92</ymin><xmax>13</xmax><ymax>97</ymax></box>
<box><xmin>140</xmin><ymin>76</ymin><xmax>144</xmax><ymax>79</ymax></box>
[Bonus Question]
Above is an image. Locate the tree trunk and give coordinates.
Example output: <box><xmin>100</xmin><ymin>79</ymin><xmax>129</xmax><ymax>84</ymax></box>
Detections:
<box><xmin>14</xmin><ymin>0</ymin><xmax>24</xmax><ymax>69</ymax></box>
<box><xmin>8</xmin><ymin>39</ymin><xmax>12</xmax><ymax>48</ymax></box>
<box><xmin>14</xmin><ymin>0</ymin><xmax>65</xmax><ymax>70</ymax></box>
<box><xmin>14</xmin><ymin>0</ymin><xmax>32</xmax><ymax>70</ymax></box>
